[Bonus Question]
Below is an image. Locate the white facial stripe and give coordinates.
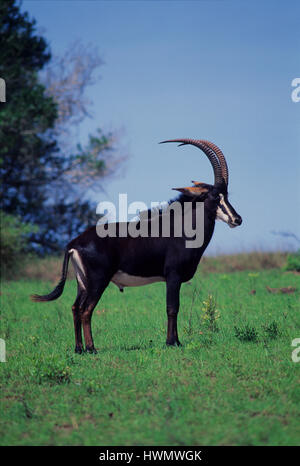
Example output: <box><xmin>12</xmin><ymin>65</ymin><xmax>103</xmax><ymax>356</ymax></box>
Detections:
<box><xmin>218</xmin><ymin>194</ymin><xmax>235</xmax><ymax>223</ymax></box>
<box><xmin>216</xmin><ymin>206</ymin><xmax>229</xmax><ymax>222</ymax></box>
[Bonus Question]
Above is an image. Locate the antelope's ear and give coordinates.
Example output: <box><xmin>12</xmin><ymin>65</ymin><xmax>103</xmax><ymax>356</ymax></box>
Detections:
<box><xmin>172</xmin><ymin>185</ymin><xmax>209</xmax><ymax>196</ymax></box>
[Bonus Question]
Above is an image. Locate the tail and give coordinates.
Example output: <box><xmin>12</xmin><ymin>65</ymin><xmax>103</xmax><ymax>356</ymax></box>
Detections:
<box><xmin>31</xmin><ymin>250</ymin><xmax>71</xmax><ymax>302</ymax></box>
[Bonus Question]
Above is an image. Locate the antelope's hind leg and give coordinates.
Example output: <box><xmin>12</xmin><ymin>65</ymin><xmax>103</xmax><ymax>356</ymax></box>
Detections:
<box><xmin>70</xmin><ymin>248</ymin><xmax>112</xmax><ymax>354</ymax></box>
<box><xmin>79</xmin><ymin>274</ymin><xmax>111</xmax><ymax>353</ymax></box>
<box><xmin>72</xmin><ymin>292</ymin><xmax>84</xmax><ymax>354</ymax></box>
<box><xmin>79</xmin><ymin>288</ymin><xmax>104</xmax><ymax>354</ymax></box>
<box><xmin>72</xmin><ymin>285</ymin><xmax>108</xmax><ymax>354</ymax></box>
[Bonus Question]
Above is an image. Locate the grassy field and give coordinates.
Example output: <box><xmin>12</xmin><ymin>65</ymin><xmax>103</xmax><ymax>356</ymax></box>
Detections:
<box><xmin>0</xmin><ymin>260</ymin><xmax>300</xmax><ymax>446</ymax></box>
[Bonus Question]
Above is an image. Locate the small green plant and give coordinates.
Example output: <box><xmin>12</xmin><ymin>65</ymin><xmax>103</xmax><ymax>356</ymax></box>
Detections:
<box><xmin>262</xmin><ymin>321</ymin><xmax>280</xmax><ymax>340</ymax></box>
<box><xmin>201</xmin><ymin>294</ymin><xmax>220</xmax><ymax>332</ymax></box>
<box><xmin>234</xmin><ymin>324</ymin><xmax>258</xmax><ymax>342</ymax></box>
<box><xmin>284</xmin><ymin>250</ymin><xmax>300</xmax><ymax>272</ymax></box>
<box><xmin>31</xmin><ymin>356</ymin><xmax>71</xmax><ymax>385</ymax></box>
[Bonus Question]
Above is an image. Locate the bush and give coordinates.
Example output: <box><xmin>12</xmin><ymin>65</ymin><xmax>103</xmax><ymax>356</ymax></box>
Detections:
<box><xmin>262</xmin><ymin>321</ymin><xmax>280</xmax><ymax>340</ymax></box>
<box><xmin>201</xmin><ymin>294</ymin><xmax>220</xmax><ymax>332</ymax></box>
<box><xmin>30</xmin><ymin>355</ymin><xmax>71</xmax><ymax>385</ymax></box>
<box><xmin>284</xmin><ymin>250</ymin><xmax>300</xmax><ymax>272</ymax></box>
<box><xmin>234</xmin><ymin>325</ymin><xmax>258</xmax><ymax>342</ymax></box>
<box><xmin>0</xmin><ymin>211</ymin><xmax>38</xmax><ymax>278</ymax></box>
<box><xmin>234</xmin><ymin>321</ymin><xmax>281</xmax><ymax>343</ymax></box>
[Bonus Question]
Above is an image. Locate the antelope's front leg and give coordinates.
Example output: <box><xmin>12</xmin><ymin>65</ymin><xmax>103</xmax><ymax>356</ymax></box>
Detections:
<box><xmin>166</xmin><ymin>275</ymin><xmax>182</xmax><ymax>346</ymax></box>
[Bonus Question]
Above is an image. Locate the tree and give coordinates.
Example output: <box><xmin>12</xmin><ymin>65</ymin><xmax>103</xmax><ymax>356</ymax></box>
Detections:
<box><xmin>0</xmin><ymin>0</ymin><xmax>59</xmax><ymax>222</ymax></box>
<box><xmin>0</xmin><ymin>1</ymin><xmax>126</xmax><ymax>254</ymax></box>
<box><xmin>41</xmin><ymin>41</ymin><xmax>126</xmax><ymax>195</ymax></box>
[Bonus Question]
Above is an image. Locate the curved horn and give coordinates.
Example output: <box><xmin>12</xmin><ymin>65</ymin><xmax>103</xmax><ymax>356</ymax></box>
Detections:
<box><xmin>160</xmin><ymin>138</ymin><xmax>223</xmax><ymax>185</ymax></box>
<box><xmin>200</xmin><ymin>140</ymin><xmax>229</xmax><ymax>185</ymax></box>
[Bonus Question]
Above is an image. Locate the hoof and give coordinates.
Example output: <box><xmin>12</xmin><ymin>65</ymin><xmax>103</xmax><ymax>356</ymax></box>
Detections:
<box><xmin>166</xmin><ymin>340</ymin><xmax>182</xmax><ymax>347</ymax></box>
<box><xmin>75</xmin><ymin>346</ymin><xmax>83</xmax><ymax>354</ymax></box>
<box><xmin>86</xmin><ymin>346</ymin><xmax>98</xmax><ymax>354</ymax></box>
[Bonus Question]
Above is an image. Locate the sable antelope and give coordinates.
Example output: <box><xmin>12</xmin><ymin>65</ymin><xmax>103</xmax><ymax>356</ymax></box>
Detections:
<box><xmin>31</xmin><ymin>138</ymin><xmax>242</xmax><ymax>353</ymax></box>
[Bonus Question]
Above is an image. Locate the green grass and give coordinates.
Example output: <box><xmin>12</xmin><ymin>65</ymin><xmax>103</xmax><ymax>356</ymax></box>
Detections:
<box><xmin>0</xmin><ymin>268</ymin><xmax>300</xmax><ymax>446</ymax></box>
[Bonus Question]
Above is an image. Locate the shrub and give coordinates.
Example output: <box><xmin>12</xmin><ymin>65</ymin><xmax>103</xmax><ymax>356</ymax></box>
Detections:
<box><xmin>0</xmin><ymin>211</ymin><xmax>38</xmax><ymax>278</ymax></box>
<box><xmin>234</xmin><ymin>324</ymin><xmax>258</xmax><ymax>342</ymax></box>
<box><xmin>284</xmin><ymin>250</ymin><xmax>300</xmax><ymax>272</ymax></box>
<box><xmin>31</xmin><ymin>355</ymin><xmax>71</xmax><ymax>385</ymax></box>
<box><xmin>262</xmin><ymin>321</ymin><xmax>280</xmax><ymax>340</ymax></box>
<box><xmin>201</xmin><ymin>294</ymin><xmax>220</xmax><ymax>332</ymax></box>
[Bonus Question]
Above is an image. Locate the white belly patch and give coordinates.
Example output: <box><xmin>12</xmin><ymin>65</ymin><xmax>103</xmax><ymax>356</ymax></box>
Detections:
<box><xmin>111</xmin><ymin>270</ymin><xmax>165</xmax><ymax>290</ymax></box>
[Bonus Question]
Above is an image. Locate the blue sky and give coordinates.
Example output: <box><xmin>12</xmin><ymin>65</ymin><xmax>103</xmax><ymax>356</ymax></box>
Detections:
<box><xmin>23</xmin><ymin>0</ymin><xmax>300</xmax><ymax>254</ymax></box>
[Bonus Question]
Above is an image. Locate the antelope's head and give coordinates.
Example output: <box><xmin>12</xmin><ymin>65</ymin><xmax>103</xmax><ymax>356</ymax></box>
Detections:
<box><xmin>160</xmin><ymin>138</ymin><xmax>242</xmax><ymax>228</ymax></box>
